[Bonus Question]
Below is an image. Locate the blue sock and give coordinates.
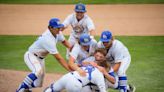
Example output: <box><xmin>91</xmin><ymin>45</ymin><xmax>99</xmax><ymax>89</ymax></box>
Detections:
<box><xmin>17</xmin><ymin>73</ymin><xmax>37</xmax><ymax>91</ymax></box>
<box><xmin>119</xmin><ymin>76</ymin><xmax>127</xmax><ymax>92</ymax></box>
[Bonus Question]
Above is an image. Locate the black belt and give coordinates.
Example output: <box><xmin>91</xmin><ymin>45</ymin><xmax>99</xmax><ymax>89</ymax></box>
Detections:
<box><xmin>34</xmin><ymin>53</ymin><xmax>44</xmax><ymax>59</ymax></box>
<box><xmin>71</xmin><ymin>72</ymin><xmax>82</xmax><ymax>84</ymax></box>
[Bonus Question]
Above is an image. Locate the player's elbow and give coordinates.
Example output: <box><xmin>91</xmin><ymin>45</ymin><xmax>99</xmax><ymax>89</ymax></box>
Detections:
<box><xmin>68</xmin><ymin>61</ymin><xmax>74</xmax><ymax>69</ymax></box>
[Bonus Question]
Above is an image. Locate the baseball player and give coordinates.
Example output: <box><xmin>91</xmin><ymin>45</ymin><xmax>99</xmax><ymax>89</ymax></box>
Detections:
<box><xmin>81</xmin><ymin>48</ymin><xmax>118</xmax><ymax>92</ymax></box>
<box><xmin>44</xmin><ymin>65</ymin><xmax>107</xmax><ymax>92</ymax></box>
<box><xmin>62</xmin><ymin>3</ymin><xmax>95</xmax><ymax>47</ymax></box>
<box><xmin>16</xmin><ymin>18</ymin><xmax>71</xmax><ymax>92</ymax></box>
<box><xmin>68</xmin><ymin>33</ymin><xmax>97</xmax><ymax>77</ymax></box>
<box><xmin>97</xmin><ymin>30</ymin><xmax>135</xmax><ymax>92</ymax></box>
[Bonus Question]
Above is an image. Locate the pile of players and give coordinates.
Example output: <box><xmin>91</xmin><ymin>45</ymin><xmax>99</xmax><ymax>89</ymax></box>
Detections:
<box><xmin>16</xmin><ymin>3</ymin><xmax>135</xmax><ymax>92</ymax></box>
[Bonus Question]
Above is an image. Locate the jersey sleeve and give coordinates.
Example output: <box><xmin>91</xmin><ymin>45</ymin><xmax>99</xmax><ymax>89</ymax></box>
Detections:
<box><xmin>113</xmin><ymin>42</ymin><xmax>126</xmax><ymax>63</ymax></box>
<box><xmin>57</xmin><ymin>31</ymin><xmax>65</xmax><ymax>42</ymax></box>
<box><xmin>69</xmin><ymin>44</ymin><xmax>80</xmax><ymax>60</ymax></box>
<box><xmin>41</xmin><ymin>37</ymin><xmax>58</xmax><ymax>54</ymax></box>
<box><xmin>63</xmin><ymin>14</ymin><xmax>73</xmax><ymax>27</ymax></box>
<box><xmin>86</xmin><ymin>17</ymin><xmax>95</xmax><ymax>31</ymax></box>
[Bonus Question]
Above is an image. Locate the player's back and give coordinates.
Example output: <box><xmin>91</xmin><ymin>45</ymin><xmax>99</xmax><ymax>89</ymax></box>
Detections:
<box><xmin>72</xmin><ymin>65</ymin><xmax>106</xmax><ymax>92</ymax></box>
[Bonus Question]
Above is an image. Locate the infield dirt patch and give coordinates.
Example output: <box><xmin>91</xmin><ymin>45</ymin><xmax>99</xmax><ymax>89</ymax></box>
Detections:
<box><xmin>0</xmin><ymin>4</ymin><xmax>164</xmax><ymax>36</ymax></box>
<box><xmin>0</xmin><ymin>69</ymin><xmax>63</xmax><ymax>92</ymax></box>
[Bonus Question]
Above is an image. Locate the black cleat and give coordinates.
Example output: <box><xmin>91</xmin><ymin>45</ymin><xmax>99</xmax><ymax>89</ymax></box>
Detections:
<box><xmin>127</xmin><ymin>84</ymin><xmax>136</xmax><ymax>92</ymax></box>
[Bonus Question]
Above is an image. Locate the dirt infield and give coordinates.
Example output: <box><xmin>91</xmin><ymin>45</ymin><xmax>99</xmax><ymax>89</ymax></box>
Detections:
<box><xmin>0</xmin><ymin>4</ymin><xmax>164</xmax><ymax>36</ymax></box>
<box><xmin>0</xmin><ymin>69</ymin><xmax>63</xmax><ymax>92</ymax></box>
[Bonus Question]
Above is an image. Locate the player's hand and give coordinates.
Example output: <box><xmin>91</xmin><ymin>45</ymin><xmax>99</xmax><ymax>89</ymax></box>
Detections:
<box><xmin>97</xmin><ymin>66</ymin><xmax>106</xmax><ymax>74</ymax></box>
<box><xmin>77</xmin><ymin>68</ymin><xmax>86</xmax><ymax>77</ymax></box>
<box><xmin>82</xmin><ymin>62</ymin><xmax>90</xmax><ymax>66</ymax></box>
<box><xmin>89</xmin><ymin>61</ymin><xmax>98</xmax><ymax>67</ymax></box>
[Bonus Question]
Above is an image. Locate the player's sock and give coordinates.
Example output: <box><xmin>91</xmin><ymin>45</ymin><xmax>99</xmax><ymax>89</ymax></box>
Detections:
<box><xmin>17</xmin><ymin>73</ymin><xmax>37</xmax><ymax>92</ymax></box>
<box><xmin>50</xmin><ymin>83</ymin><xmax>54</xmax><ymax>91</ymax></box>
<box><xmin>119</xmin><ymin>76</ymin><xmax>127</xmax><ymax>92</ymax></box>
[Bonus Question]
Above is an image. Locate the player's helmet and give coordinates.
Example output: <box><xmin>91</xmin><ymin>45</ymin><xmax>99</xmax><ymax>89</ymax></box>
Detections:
<box><xmin>49</xmin><ymin>18</ymin><xmax>64</xmax><ymax>28</ymax></box>
<box><xmin>100</xmin><ymin>30</ymin><xmax>112</xmax><ymax>42</ymax></box>
<box><xmin>75</xmin><ymin>3</ymin><xmax>86</xmax><ymax>12</ymax></box>
<box><xmin>79</xmin><ymin>33</ymin><xmax>91</xmax><ymax>46</ymax></box>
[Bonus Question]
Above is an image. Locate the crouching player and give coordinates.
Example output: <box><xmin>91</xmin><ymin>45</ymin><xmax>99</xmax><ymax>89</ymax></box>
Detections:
<box><xmin>97</xmin><ymin>30</ymin><xmax>135</xmax><ymax>92</ymax></box>
<box><xmin>44</xmin><ymin>65</ymin><xmax>107</xmax><ymax>92</ymax></box>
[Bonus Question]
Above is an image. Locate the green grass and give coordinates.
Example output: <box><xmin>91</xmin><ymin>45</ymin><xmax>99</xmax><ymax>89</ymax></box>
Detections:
<box><xmin>0</xmin><ymin>0</ymin><xmax>164</xmax><ymax>4</ymax></box>
<box><xmin>0</xmin><ymin>35</ymin><xmax>164</xmax><ymax>92</ymax></box>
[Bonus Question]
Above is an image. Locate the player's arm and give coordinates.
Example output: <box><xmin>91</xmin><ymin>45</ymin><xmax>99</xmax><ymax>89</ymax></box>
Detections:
<box><xmin>61</xmin><ymin>14</ymin><xmax>72</xmax><ymax>31</ymax></box>
<box><xmin>68</xmin><ymin>56</ymin><xmax>80</xmax><ymax>70</ymax></box>
<box><xmin>89</xmin><ymin>29</ymin><xmax>95</xmax><ymax>37</ymax></box>
<box><xmin>87</xmin><ymin>17</ymin><xmax>96</xmax><ymax>37</ymax></box>
<box><xmin>103</xmin><ymin>71</ymin><xmax>115</xmax><ymax>84</ymax></box>
<box><xmin>41</xmin><ymin>38</ymin><xmax>71</xmax><ymax>71</ymax></box>
<box><xmin>62</xmin><ymin>40</ymin><xmax>72</xmax><ymax>51</ymax></box>
<box><xmin>58</xmin><ymin>32</ymin><xmax>72</xmax><ymax>51</ymax></box>
<box><xmin>68</xmin><ymin>56</ymin><xmax>86</xmax><ymax>76</ymax></box>
<box><xmin>53</xmin><ymin>53</ymin><xmax>71</xmax><ymax>71</ymax></box>
<box><xmin>97</xmin><ymin>66</ymin><xmax>115</xmax><ymax>84</ymax></box>
<box><xmin>113</xmin><ymin>62</ymin><xmax>121</xmax><ymax>72</ymax></box>
<box><xmin>69</xmin><ymin>44</ymin><xmax>86</xmax><ymax>76</ymax></box>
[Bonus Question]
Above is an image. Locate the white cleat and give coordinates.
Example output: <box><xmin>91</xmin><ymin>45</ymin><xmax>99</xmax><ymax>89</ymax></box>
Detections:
<box><xmin>43</xmin><ymin>87</ymin><xmax>53</xmax><ymax>92</ymax></box>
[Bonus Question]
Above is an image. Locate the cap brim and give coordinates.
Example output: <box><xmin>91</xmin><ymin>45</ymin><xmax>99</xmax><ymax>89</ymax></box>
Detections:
<box><xmin>81</xmin><ymin>42</ymin><xmax>91</xmax><ymax>46</ymax></box>
<box><xmin>75</xmin><ymin>10</ymin><xmax>86</xmax><ymax>13</ymax></box>
<box><xmin>100</xmin><ymin>38</ymin><xmax>110</xmax><ymax>42</ymax></box>
<box><xmin>53</xmin><ymin>24</ymin><xmax>64</xmax><ymax>28</ymax></box>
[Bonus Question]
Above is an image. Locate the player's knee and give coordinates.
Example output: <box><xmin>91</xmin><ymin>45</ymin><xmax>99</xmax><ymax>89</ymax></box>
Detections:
<box><xmin>34</xmin><ymin>68</ymin><xmax>44</xmax><ymax>77</ymax></box>
<box><xmin>117</xmin><ymin>69</ymin><xmax>126</xmax><ymax>76</ymax></box>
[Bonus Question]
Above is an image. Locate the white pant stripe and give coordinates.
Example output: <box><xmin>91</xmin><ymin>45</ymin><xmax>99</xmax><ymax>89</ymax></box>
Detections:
<box><xmin>26</xmin><ymin>76</ymin><xmax>33</xmax><ymax>83</ymax></box>
<box><xmin>23</xmin><ymin>80</ymin><xmax>32</xmax><ymax>88</ymax></box>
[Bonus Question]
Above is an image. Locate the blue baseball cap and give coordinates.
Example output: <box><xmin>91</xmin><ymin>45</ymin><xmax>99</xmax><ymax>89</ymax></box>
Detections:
<box><xmin>79</xmin><ymin>33</ymin><xmax>91</xmax><ymax>46</ymax></box>
<box><xmin>49</xmin><ymin>18</ymin><xmax>64</xmax><ymax>28</ymax></box>
<box><xmin>100</xmin><ymin>30</ymin><xmax>112</xmax><ymax>42</ymax></box>
<box><xmin>75</xmin><ymin>3</ymin><xmax>86</xmax><ymax>12</ymax></box>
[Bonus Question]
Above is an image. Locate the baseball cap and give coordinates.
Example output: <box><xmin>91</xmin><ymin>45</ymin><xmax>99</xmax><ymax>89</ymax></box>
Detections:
<box><xmin>79</xmin><ymin>33</ymin><xmax>91</xmax><ymax>46</ymax></box>
<box><xmin>49</xmin><ymin>18</ymin><xmax>64</xmax><ymax>28</ymax></box>
<box><xmin>100</xmin><ymin>30</ymin><xmax>112</xmax><ymax>42</ymax></box>
<box><xmin>75</xmin><ymin>3</ymin><xmax>86</xmax><ymax>12</ymax></box>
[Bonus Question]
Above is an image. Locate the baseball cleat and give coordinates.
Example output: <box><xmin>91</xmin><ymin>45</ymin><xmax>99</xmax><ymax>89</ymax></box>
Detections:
<box><xmin>127</xmin><ymin>84</ymin><xmax>136</xmax><ymax>92</ymax></box>
<box><xmin>24</xmin><ymin>89</ymin><xmax>32</xmax><ymax>92</ymax></box>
